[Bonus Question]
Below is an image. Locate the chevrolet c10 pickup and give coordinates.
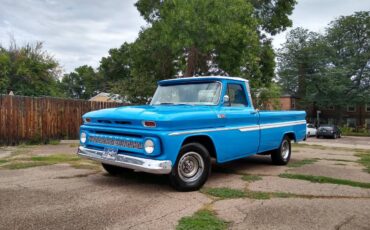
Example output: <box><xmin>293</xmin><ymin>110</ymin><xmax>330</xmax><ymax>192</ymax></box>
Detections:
<box><xmin>77</xmin><ymin>76</ymin><xmax>306</xmax><ymax>191</ymax></box>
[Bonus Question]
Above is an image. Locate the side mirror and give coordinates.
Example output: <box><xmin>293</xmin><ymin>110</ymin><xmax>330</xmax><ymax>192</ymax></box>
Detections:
<box><xmin>223</xmin><ymin>95</ymin><xmax>229</xmax><ymax>104</ymax></box>
<box><xmin>146</xmin><ymin>97</ymin><xmax>152</xmax><ymax>105</ymax></box>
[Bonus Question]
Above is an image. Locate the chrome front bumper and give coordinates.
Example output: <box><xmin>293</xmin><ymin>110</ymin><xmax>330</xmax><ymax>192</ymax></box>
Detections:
<box><xmin>77</xmin><ymin>146</ymin><xmax>172</xmax><ymax>174</ymax></box>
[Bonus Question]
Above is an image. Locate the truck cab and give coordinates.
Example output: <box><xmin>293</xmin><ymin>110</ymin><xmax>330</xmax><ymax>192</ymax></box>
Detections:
<box><xmin>78</xmin><ymin>76</ymin><xmax>306</xmax><ymax>191</ymax></box>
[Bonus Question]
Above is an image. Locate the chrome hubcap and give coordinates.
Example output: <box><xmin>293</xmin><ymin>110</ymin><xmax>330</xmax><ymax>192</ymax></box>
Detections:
<box><xmin>178</xmin><ymin>151</ymin><xmax>204</xmax><ymax>182</ymax></box>
<box><xmin>281</xmin><ymin>140</ymin><xmax>290</xmax><ymax>160</ymax></box>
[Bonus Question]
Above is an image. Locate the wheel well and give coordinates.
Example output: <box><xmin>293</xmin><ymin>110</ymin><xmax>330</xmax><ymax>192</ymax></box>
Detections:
<box><xmin>285</xmin><ymin>132</ymin><xmax>296</xmax><ymax>142</ymax></box>
<box><xmin>182</xmin><ymin>135</ymin><xmax>217</xmax><ymax>160</ymax></box>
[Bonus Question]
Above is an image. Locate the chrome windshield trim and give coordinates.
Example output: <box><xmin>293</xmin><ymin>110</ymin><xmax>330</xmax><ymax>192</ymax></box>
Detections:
<box><xmin>77</xmin><ymin>146</ymin><xmax>172</xmax><ymax>174</ymax></box>
<box><xmin>168</xmin><ymin>120</ymin><xmax>306</xmax><ymax>136</ymax></box>
<box><xmin>151</xmin><ymin>81</ymin><xmax>223</xmax><ymax>106</ymax></box>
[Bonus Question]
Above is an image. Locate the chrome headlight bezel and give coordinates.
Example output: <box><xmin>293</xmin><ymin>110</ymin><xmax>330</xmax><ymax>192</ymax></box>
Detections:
<box><xmin>144</xmin><ymin>139</ymin><xmax>155</xmax><ymax>154</ymax></box>
<box><xmin>80</xmin><ymin>132</ymin><xmax>87</xmax><ymax>143</ymax></box>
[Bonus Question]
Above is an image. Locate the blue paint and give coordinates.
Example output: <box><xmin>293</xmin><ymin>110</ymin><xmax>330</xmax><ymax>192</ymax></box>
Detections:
<box><xmin>79</xmin><ymin>76</ymin><xmax>306</xmax><ymax>169</ymax></box>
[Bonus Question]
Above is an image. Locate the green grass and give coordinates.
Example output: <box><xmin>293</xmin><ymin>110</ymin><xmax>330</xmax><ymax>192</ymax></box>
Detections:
<box><xmin>279</xmin><ymin>173</ymin><xmax>370</xmax><ymax>189</ymax></box>
<box><xmin>48</xmin><ymin>140</ymin><xmax>61</xmax><ymax>145</ymax></box>
<box><xmin>272</xmin><ymin>192</ymin><xmax>297</xmax><ymax>198</ymax></box>
<box><xmin>0</xmin><ymin>153</ymin><xmax>99</xmax><ymax>170</ymax></box>
<box><xmin>31</xmin><ymin>154</ymin><xmax>80</xmax><ymax>163</ymax></box>
<box><xmin>176</xmin><ymin>210</ymin><xmax>227</xmax><ymax>230</ymax></box>
<box><xmin>330</xmin><ymin>159</ymin><xmax>355</xmax><ymax>162</ymax></box>
<box><xmin>244</xmin><ymin>190</ymin><xmax>270</xmax><ymax>199</ymax></box>
<box><xmin>69</xmin><ymin>143</ymin><xmax>79</xmax><ymax>148</ymax></box>
<box><xmin>0</xmin><ymin>159</ymin><xmax>8</xmax><ymax>164</ymax></box>
<box><xmin>288</xmin><ymin>159</ymin><xmax>318</xmax><ymax>168</ymax></box>
<box><xmin>356</xmin><ymin>151</ymin><xmax>370</xmax><ymax>174</ymax></box>
<box><xmin>201</xmin><ymin>187</ymin><xmax>273</xmax><ymax>200</ymax></box>
<box><xmin>202</xmin><ymin>187</ymin><xmax>246</xmax><ymax>199</ymax></box>
<box><xmin>241</xmin><ymin>174</ymin><xmax>262</xmax><ymax>182</ymax></box>
<box><xmin>2</xmin><ymin>161</ymin><xmax>51</xmax><ymax>169</ymax></box>
<box><xmin>292</xmin><ymin>143</ymin><xmax>327</xmax><ymax>150</ymax></box>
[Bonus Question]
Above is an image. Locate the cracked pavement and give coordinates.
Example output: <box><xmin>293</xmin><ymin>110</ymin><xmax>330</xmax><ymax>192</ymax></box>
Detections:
<box><xmin>1</xmin><ymin>137</ymin><xmax>370</xmax><ymax>229</ymax></box>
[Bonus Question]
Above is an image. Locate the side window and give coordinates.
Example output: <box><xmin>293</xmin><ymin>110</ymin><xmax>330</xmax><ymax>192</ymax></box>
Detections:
<box><xmin>226</xmin><ymin>84</ymin><xmax>247</xmax><ymax>107</ymax></box>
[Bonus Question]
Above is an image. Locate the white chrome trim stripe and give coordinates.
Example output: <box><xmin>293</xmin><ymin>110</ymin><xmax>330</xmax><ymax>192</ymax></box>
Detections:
<box><xmin>259</xmin><ymin>120</ymin><xmax>306</xmax><ymax>130</ymax></box>
<box><xmin>168</xmin><ymin>120</ymin><xmax>306</xmax><ymax>136</ymax></box>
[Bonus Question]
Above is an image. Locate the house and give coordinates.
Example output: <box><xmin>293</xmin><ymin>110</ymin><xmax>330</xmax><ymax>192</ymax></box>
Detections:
<box><xmin>274</xmin><ymin>95</ymin><xmax>370</xmax><ymax>129</ymax></box>
<box><xmin>89</xmin><ymin>92</ymin><xmax>123</xmax><ymax>103</ymax></box>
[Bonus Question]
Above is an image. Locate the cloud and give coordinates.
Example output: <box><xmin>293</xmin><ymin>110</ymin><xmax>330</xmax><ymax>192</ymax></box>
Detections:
<box><xmin>1</xmin><ymin>0</ymin><xmax>369</xmax><ymax>73</ymax></box>
<box><xmin>0</xmin><ymin>0</ymin><xmax>146</xmax><ymax>73</ymax></box>
<box><xmin>272</xmin><ymin>0</ymin><xmax>370</xmax><ymax>49</ymax></box>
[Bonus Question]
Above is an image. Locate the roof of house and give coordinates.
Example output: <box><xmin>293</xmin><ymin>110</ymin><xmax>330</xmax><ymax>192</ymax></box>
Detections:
<box><xmin>89</xmin><ymin>92</ymin><xmax>123</xmax><ymax>103</ymax></box>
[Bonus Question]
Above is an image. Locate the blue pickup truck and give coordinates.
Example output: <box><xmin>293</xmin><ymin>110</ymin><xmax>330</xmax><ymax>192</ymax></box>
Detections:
<box><xmin>78</xmin><ymin>76</ymin><xmax>306</xmax><ymax>191</ymax></box>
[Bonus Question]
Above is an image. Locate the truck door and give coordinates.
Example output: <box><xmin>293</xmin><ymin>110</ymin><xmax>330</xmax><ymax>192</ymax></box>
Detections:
<box><xmin>216</xmin><ymin>82</ymin><xmax>260</xmax><ymax>162</ymax></box>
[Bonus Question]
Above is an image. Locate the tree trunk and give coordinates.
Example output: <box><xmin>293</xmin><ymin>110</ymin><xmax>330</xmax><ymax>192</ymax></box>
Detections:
<box><xmin>185</xmin><ymin>46</ymin><xmax>197</xmax><ymax>77</ymax></box>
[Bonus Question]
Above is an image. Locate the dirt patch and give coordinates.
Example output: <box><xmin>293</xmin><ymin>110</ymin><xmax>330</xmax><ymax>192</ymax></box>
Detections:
<box><xmin>204</xmin><ymin>173</ymin><xmax>246</xmax><ymax>190</ymax></box>
<box><xmin>213</xmin><ymin>198</ymin><xmax>370</xmax><ymax>230</ymax></box>
<box><xmin>288</xmin><ymin>160</ymin><xmax>370</xmax><ymax>183</ymax></box>
<box><xmin>248</xmin><ymin>176</ymin><xmax>370</xmax><ymax>198</ymax></box>
<box><xmin>0</xmin><ymin>165</ymin><xmax>210</xmax><ymax>229</ymax></box>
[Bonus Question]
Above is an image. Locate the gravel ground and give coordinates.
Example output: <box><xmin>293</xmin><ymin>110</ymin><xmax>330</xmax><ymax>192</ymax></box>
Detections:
<box><xmin>0</xmin><ymin>137</ymin><xmax>370</xmax><ymax>229</ymax></box>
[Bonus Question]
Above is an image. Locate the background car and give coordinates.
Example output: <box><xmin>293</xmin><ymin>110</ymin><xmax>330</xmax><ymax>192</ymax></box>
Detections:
<box><xmin>316</xmin><ymin>125</ymin><xmax>341</xmax><ymax>139</ymax></box>
<box><xmin>306</xmin><ymin>123</ymin><xmax>317</xmax><ymax>137</ymax></box>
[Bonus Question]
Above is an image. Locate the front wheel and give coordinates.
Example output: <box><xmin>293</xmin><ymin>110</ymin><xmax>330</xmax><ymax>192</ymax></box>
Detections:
<box><xmin>271</xmin><ymin>136</ymin><xmax>291</xmax><ymax>165</ymax></box>
<box><xmin>169</xmin><ymin>143</ymin><xmax>211</xmax><ymax>191</ymax></box>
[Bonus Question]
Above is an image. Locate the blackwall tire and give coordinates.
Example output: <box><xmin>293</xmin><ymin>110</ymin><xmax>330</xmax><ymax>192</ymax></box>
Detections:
<box><xmin>169</xmin><ymin>143</ymin><xmax>211</xmax><ymax>191</ymax></box>
<box><xmin>271</xmin><ymin>136</ymin><xmax>291</xmax><ymax>165</ymax></box>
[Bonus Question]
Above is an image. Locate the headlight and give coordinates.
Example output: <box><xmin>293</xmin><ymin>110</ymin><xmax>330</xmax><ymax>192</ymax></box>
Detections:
<box><xmin>80</xmin><ymin>132</ymin><xmax>87</xmax><ymax>143</ymax></box>
<box><xmin>144</xmin><ymin>139</ymin><xmax>154</xmax><ymax>154</ymax></box>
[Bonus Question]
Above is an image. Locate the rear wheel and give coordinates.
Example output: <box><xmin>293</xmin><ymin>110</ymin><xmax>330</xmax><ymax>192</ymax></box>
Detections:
<box><xmin>271</xmin><ymin>136</ymin><xmax>291</xmax><ymax>165</ymax></box>
<box><xmin>169</xmin><ymin>143</ymin><xmax>211</xmax><ymax>191</ymax></box>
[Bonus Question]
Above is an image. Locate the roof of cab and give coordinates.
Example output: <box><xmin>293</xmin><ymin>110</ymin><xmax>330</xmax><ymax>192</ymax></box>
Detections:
<box><xmin>158</xmin><ymin>76</ymin><xmax>248</xmax><ymax>85</ymax></box>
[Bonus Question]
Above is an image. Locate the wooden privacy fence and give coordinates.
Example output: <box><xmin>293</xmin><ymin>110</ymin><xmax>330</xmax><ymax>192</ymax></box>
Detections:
<box><xmin>0</xmin><ymin>95</ymin><xmax>126</xmax><ymax>145</ymax></box>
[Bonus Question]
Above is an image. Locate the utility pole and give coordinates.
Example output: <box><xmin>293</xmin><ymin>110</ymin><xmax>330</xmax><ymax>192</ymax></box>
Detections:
<box><xmin>317</xmin><ymin>110</ymin><xmax>321</xmax><ymax>127</ymax></box>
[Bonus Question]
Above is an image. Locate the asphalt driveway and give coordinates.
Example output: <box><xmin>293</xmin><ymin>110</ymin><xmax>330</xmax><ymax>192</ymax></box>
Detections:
<box><xmin>0</xmin><ymin>138</ymin><xmax>369</xmax><ymax>229</ymax></box>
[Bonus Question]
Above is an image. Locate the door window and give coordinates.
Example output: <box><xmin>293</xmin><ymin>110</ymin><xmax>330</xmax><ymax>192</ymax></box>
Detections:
<box><xmin>226</xmin><ymin>84</ymin><xmax>247</xmax><ymax>107</ymax></box>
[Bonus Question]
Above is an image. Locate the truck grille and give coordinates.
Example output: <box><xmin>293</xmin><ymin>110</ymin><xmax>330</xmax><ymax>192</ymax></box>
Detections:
<box><xmin>89</xmin><ymin>136</ymin><xmax>143</xmax><ymax>149</ymax></box>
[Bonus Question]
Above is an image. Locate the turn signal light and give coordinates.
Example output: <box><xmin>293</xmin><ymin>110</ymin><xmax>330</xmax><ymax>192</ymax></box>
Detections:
<box><xmin>143</xmin><ymin>121</ymin><xmax>156</xmax><ymax>127</ymax></box>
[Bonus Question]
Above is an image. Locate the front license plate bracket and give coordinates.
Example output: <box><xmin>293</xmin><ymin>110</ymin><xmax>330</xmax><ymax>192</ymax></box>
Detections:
<box><xmin>102</xmin><ymin>148</ymin><xmax>118</xmax><ymax>160</ymax></box>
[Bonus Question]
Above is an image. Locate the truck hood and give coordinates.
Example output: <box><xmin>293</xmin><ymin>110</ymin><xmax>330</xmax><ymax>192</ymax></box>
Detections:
<box><xmin>83</xmin><ymin>105</ymin><xmax>224</xmax><ymax>131</ymax></box>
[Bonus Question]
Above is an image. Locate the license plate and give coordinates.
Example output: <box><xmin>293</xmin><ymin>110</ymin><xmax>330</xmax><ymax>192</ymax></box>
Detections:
<box><xmin>102</xmin><ymin>148</ymin><xmax>118</xmax><ymax>161</ymax></box>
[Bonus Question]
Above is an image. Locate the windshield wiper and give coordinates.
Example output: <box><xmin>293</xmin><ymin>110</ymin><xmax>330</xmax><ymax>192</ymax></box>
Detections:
<box><xmin>158</xmin><ymin>102</ymin><xmax>175</xmax><ymax>105</ymax></box>
<box><xmin>158</xmin><ymin>102</ymin><xmax>193</xmax><ymax>106</ymax></box>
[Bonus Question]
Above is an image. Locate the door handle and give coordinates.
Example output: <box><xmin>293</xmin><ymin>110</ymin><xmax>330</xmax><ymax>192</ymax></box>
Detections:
<box><xmin>250</xmin><ymin>110</ymin><xmax>258</xmax><ymax>115</ymax></box>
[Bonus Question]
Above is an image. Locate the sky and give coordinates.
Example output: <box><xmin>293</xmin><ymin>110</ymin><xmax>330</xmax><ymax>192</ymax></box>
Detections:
<box><xmin>1</xmin><ymin>0</ymin><xmax>369</xmax><ymax>74</ymax></box>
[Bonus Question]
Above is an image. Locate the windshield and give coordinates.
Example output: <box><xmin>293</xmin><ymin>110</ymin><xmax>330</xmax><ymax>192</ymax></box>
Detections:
<box><xmin>151</xmin><ymin>82</ymin><xmax>221</xmax><ymax>105</ymax></box>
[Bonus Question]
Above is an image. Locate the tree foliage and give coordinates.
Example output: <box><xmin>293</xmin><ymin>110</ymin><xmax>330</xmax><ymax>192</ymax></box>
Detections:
<box><xmin>0</xmin><ymin>41</ymin><xmax>62</xmax><ymax>96</ymax></box>
<box><xmin>60</xmin><ymin>65</ymin><xmax>102</xmax><ymax>99</ymax></box>
<box><xmin>278</xmin><ymin>11</ymin><xmax>370</xmax><ymax>115</ymax></box>
<box><xmin>97</xmin><ymin>0</ymin><xmax>296</xmax><ymax>102</ymax></box>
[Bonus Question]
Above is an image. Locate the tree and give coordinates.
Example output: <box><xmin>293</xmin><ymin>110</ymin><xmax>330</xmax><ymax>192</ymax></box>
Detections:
<box><xmin>133</xmin><ymin>0</ymin><xmax>296</xmax><ymax>84</ymax></box>
<box><xmin>99</xmin><ymin>43</ymin><xmax>133</xmax><ymax>92</ymax></box>
<box><xmin>61</xmin><ymin>65</ymin><xmax>102</xmax><ymax>99</ymax></box>
<box><xmin>0</xmin><ymin>41</ymin><xmax>62</xmax><ymax>96</ymax></box>
<box><xmin>99</xmin><ymin>0</ymin><xmax>297</xmax><ymax>102</ymax></box>
<box><xmin>278</xmin><ymin>11</ymin><xmax>370</xmax><ymax>122</ymax></box>
<box><xmin>325</xmin><ymin>11</ymin><xmax>370</xmax><ymax>106</ymax></box>
<box><xmin>277</xmin><ymin>28</ymin><xmax>327</xmax><ymax>101</ymax></box>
